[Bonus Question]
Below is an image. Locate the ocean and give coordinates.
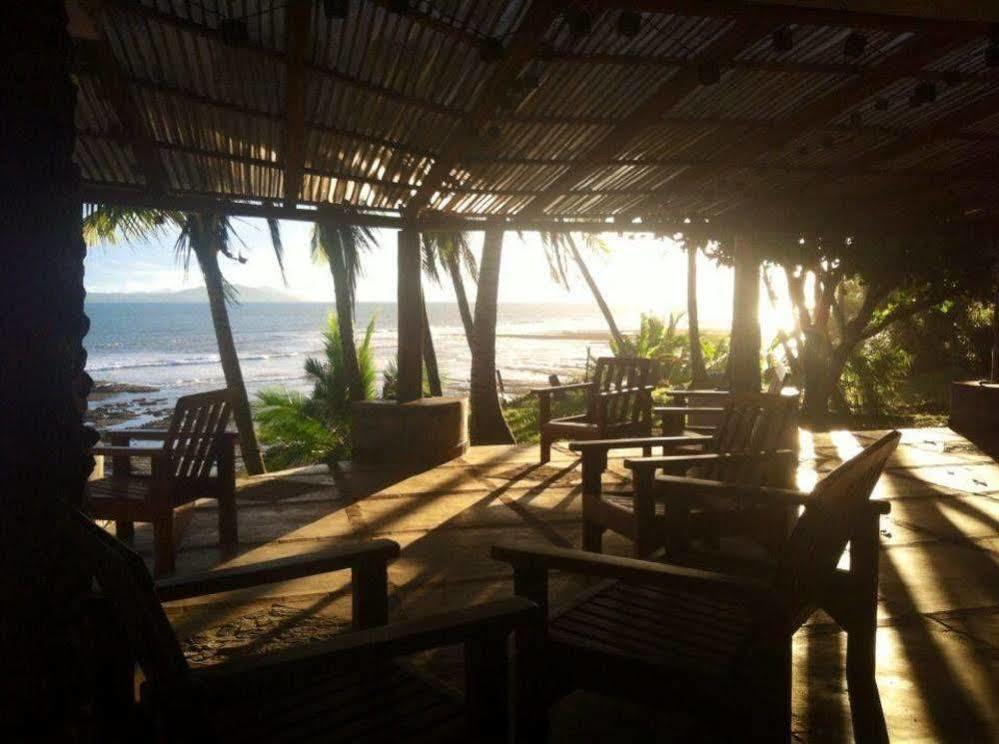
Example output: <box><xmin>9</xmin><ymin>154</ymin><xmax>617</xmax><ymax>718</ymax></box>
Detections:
<box><xmin>85</xmin><ymin>301</ymin><xmax>615</xmax><ymax>427</ymax></box>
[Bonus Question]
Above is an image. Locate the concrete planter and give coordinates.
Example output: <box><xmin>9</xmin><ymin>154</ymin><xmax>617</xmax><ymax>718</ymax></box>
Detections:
<box><xmin>351</xmin><ymin>397</ymin><xmax>469</xmax><ymax>471</ymax></box>
<box><xmin>949</xmin><ymin>380</ymin><xmax>999</xmax><ymax>438</ymax></box>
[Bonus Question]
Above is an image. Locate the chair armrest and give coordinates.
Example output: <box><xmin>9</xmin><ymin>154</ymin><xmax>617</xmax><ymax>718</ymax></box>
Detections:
<box><xmin>531</xmin><ymin>382</ymin><xmax>593</xmax><ymax>397</ymax></box>
<box><xmin>569</xmin><ymin>434</ymin><xmax>712</xmax><ymax>453</ymax></box>
<box><xmin>492</xmin><ymin>541</ymin><xmax>772</xmax><ymax>597</ymax></box>
<box><xmin>155</xmin><ymin>539</ymin><xmax>400</xmax><ymax>602</ymax></box>
<box><xmin>649</xmin><ymin>475</ymin><xmax>890</xmax><ymax>515</ymax></box>
<box><xmin>190</xmin><ymin>597</ymin><xmax>539</xmax><ymax>681</ymax></box>
<box><xmin>624</xmin><ymin>449</ymin><xmax>797</xmax><ymax>473</ymax></box>
<box><xmin>662</xmin><ymin>389</ymin><xmax>731</xmax><ymax>399</ymax></box>
<box><xmin>90</xmin><ymin>445</ymin><xmax>168</xmax><ymax>459</ymax></box>
<box><xmin>654</xmin><ymin>405</ymin><xmax>726</xmax><ymax>414</ymax></box>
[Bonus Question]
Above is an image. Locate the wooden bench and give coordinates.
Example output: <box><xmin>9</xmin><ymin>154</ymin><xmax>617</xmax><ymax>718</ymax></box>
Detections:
<box><xmin>85</xmin><ymin>390</ymin><xmax>237</xmax><ymax>576</ymax></box>
<box><xmin>493</xmin><ymin>431</ymin><xmax>898</xmax><ymax>742</ymax></box>
<box><xmin>534</xmin><ymin>357</ymin><xmax>655</xmax><ymax>463</ymax></box>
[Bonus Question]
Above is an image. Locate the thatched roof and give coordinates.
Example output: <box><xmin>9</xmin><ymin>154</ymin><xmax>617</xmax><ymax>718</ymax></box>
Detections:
<box><xmin>69</xmin><ymin>1</ymin><xmax>999</xmax><ymax>237</ymax></box>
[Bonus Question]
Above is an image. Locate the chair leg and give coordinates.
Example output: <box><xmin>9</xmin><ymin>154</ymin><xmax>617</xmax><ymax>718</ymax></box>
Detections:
<box><xmin>540</xmin><ymin>435</ymin><xmax>552</xmax><ymax>464</ymax></box>
<box><xmin>582</xmin><ymin>520</ymin><xmax>604</xmax><ymax>553</ymax></box>
<box><xmin>745</xmin><ymin>640</ymin><xmax>792</xmax><ymax>742</ymax></box>
<box><xmin>218</xmin><ymin>491</ymin><xmax>238</xmax><ymax>549</ymax></box>
<box><xmin>642</xmin><ymin>445</ymin><xmax>652</xmax><ymax>457</ymax></box>
<box><xmin>115</xmin><ymin>520</ymin><xmax>134</xmax><ymax>543</ymax></box>
<box><xmin>152</xmin><ymin>513</ymin><xmax>175</xmax><ymax>577</ymax></box>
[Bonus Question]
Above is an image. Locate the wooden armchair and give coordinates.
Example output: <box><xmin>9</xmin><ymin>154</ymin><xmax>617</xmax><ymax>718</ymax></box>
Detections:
<box><xmin>657</xmin><ymin>361</ymin><xmax>789</xmax><ymax>435</ymax></box>
<box><xmin>493</xmin><ymin>432</ymin><xmax>898</xmax><ymax>743</ymax></box>
<box><xmin>533</xmin><ymin>357</ymin><xmax>655</xmax><ymax>463</ymax></box>
<box><xmin>73</xmin><ymin>512</ymin><xmax>543</xmax><ymax>744</ymax></box>
<box><xmin>572</xmin><ymin>392</ymin><xmax>799</xmax><ymax>557</ymax></box>
<box><xmin>86</xmin><ymin>389</ymin><xmax>237</xmax><ymax>576</ymax></box>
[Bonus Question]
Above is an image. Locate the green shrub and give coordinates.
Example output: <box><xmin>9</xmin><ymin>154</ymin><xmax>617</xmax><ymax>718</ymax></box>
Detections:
<box><xmin>255</xmin><ymin>314</ymin><xmax>376</xmax><ymax>468</ymax></box>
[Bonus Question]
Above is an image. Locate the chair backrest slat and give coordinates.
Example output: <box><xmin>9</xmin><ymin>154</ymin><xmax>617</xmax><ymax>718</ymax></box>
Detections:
<box><xmin>163</xmin><ymin>390</ymin><xmax>233</xmax><ymax>480</ymax></box>
<box><xmin>587</xmin><ymin>357</ymin><xmax>655</xmax><ymax>426</ymax></box>
<box><xmin>774</xmin><ymin>431</ymin><xmax>899</xmax><ymax>634</ymax></box>
<box><xmin>699</xmin><ymin>393</ymin><xmax>799</xmax><ymax>485</ymax></box>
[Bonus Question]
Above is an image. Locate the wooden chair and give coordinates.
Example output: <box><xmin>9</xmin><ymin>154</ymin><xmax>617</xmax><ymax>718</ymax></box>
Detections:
<box><xmin>72</xmin><ymin>511</ymin><xmax>543</xmax><ymax>743</ymax></box>
<box><xmin>86</xmin><ymin>389</ymin><xmax>237</xmax><ymax>576</ymax></box>
<box><xmin>534</xmin><ymin>357</ymin><xmax>656</xmax><ymax>464</ymax></box>
<box><xmin>493</xmin><ymin>431</ymin><xmax>899</xmax><ymax>743</ymax></box>
<box><xmin>656</xmin><ymin>360</ymin><xmax>789</xmax><ymax>435</ymax></box>
<box><xmin>572</xmin><ymin>392</ymin><xmax>799</xmax><ymax>558</ymax></box>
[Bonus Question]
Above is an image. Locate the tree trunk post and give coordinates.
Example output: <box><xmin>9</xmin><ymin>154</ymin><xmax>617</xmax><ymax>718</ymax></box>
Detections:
<box><xmin>194</xmin><ymin>231</ymin><xmax>266</xmax><ymax>474</ymax></box>
<box><xmin>729</xmin><ymin>236</ymin><xmax>762</xmax><ymax>393</ymax></box>
<box><xmin>397</xmin><ymin>228</ymin><xmax>424</xmax><ymax>403</ymax></box>
<box><xmin>991</xmin><ymin>261</ymin><xmax>999</xmax><ymax>383</ymax></box>
<box><xmin>470</xmin><ymin>230</ymin><xmax>515</xmax><ymax>444</ymax></box>
<box><xmin>448</xmin><ymin>254</ymin><xmax>476</xmax><ymax>351</ymax></box>
<box><xmin>569</xmin><ymin>241</ymin><xmax>626</xmax><ymax>350</ymax></box>
<box><xmin>687</xmin><ymin>243</ymin><xmax>708</xmax><ymax>386</ymax></box>
<box><xmin>3</xmin><ymin>3</ymin><xmax>97</xmax><ymax>734</ymax></box>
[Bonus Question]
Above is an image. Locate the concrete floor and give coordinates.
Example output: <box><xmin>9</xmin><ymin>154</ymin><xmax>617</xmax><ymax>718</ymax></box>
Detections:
<box><xmin>122</xmin><ymin>427</ymin><xmax>999</xmax><ymax>742</ymax></box>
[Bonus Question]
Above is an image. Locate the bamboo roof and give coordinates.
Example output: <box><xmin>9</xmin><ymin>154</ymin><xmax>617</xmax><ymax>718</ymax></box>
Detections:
<box><xmin>69</xmin><ymin>0</ymin><xmax>999</xmax><ymax>238</ymax></box>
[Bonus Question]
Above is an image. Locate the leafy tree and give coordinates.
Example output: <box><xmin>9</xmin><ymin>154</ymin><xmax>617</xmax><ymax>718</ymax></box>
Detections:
<box><xmin>84</xmin><ymin>206</ymin><xmax>284</xmax><ymax>474</ymax></box>
<box><xmin>422</xmin><ymin>231</ymin><xmax>478</xmax><ymax>349</ymax></box>
<box><xmin>753</xmin><ymin>231</ymin><xmax>995</xmax><ymax>426</ymax></box>
<box><xmin>255</xmin><ymin>314</ymin><xmax>376</xmax><ymax>468</ymax></box>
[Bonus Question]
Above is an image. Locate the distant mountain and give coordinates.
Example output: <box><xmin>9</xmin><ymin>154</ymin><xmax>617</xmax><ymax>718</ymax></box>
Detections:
<box><xmin>87</xmin><ymin>284</ymin><xmax>305</xmax><ymax>304</ymax></box>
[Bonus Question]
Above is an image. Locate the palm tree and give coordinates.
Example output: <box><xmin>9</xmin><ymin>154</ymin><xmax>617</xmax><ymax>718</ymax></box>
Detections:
<box><xmin>420</xmin><ymin>231</ymin><xmax>479</xmax><ymax>396</ymax></box>
<box><xmin>310</xmin><ymin>221</ymin><xmax>377</xmax><ymax>402</ymax></box>
<box><xmin>538</xmin><ymin>231</ymin><xmax>626</xmax><ymax>349</ymax></box>
<box><xmin>422</xmin><ymin>231</ymin><xmax>478</xmax><ymax>350</ymax></box>
<box><xmin>686</xmin><ymin>242</ymin><xmax>709</xmax><ymax>386</ymax></box>
<box><xmin>469</xmin><ymin>229</ymin><xmax>515</xmax><ymax>444</ymax></box>
<box><xmin>83</xmin><ymin>207</ymin><xmax>284</xmax><ymax>475</ymax></box>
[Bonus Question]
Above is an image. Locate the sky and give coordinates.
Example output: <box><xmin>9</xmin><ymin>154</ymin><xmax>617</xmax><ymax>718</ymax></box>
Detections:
<box><xmin>83</xmin><ymin>217</ymin><xmax>762</xmax><ymax>332</ymax></box>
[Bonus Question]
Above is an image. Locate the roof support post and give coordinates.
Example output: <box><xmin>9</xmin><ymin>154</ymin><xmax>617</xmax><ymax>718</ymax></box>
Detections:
<box><xmin>728</xmin><ymin>236</ymin><xmax>762</xmax><ymax>394</ymax></box>
<box><xmin>397</xmin><ymin>228</ymin><xmax>424</xmax><ymax>403</ymax></box>
<box><xmin>4</xmin><ymin>1</ymin><xmax>97</xmax><ymax>732</ymax></box>
<box><xmin>283</xmin><ymin>0</ymin><xmax>312</xmax><ymax>208</ymax></box>
<box><xmin>991</xmin><ymin>259</ymin><xmax>999</xmax><ymax>384</ymax></box>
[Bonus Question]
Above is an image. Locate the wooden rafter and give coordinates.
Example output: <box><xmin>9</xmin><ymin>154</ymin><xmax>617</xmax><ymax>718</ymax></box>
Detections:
<box><xmin>514</xmin><ymin>16</ymin><xmax>777</xmax><ymax>220</ymax></box>
<box><xmin>635</xmin><ymin>29</ymin><xmax>980</xmax><ymax>218</ymax></box>
<box><xmin>589</xmin><ymin>1</ymin><xmax>992</xmax><ymax>35</ymax></box>
<box><xmin>74</xmin><ymin>4</ymin><xmax>167</xmax><ymax>193</ymax></box>
<box><xmin>283</xmin><ymin>0</ymin><xmax>313</xmax><ymax>208</ymax></box>
<box><xmin>403</xmin><ymin>0</ymin><xmax>560</xmax><ymax>219</ymax></box>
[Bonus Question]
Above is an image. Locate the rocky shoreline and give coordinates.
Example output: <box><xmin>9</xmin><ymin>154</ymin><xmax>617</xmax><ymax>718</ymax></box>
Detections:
<box><xmin>87</xmin><ymin>381</ymin><xmax>174</xmax><ymax>431</ymax></box>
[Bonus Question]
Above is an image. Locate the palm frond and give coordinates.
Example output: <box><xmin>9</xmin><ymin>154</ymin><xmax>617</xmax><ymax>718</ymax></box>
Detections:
<box><xmin>82</xmin><ymin>205</ymin><xmax>183</xmax><ymax>247</ymax></box>
<box><xmin>266</xmin><ymin>217</ymin><xmax>287</xmax><ymax>286</ymax></box>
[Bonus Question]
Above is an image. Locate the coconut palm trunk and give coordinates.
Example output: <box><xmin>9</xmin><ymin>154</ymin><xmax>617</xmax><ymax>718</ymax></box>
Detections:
<box><xmin>326</xmin><ymin>245</ymin><xmax>365</xmax><ymax>402</ymax></box>
<box><xmin>447</xmin><ymin>252</ymin><xmax>476</xmax><ymax>350</ymax></box>
<box><xmin>190</xmin><ymin>217</ymin><xmax>266</xmax><ymax>474</ymax></box>
<box><xmin>469</xmin><ymin>230</ymin><xmax>514</xmax><ymax>444</ymax></box>
<box><xmin>687</xmin><ymin>244</ymin><xmax>708</xmax><ymax>386</ymax></box>
<box><xmin>422</xmin><ymin>298</ymin><xmax>443</xmax><ymax>396</ymax></box>
<box><xmin>567</xmin><ymin>240</ymin><xmax>626</xmax><ymax>350</ymax></box>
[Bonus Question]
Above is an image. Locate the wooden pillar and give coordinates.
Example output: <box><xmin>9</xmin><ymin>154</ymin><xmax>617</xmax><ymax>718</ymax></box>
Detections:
<box><xmin>4</xmin><ymin>2</ymin><xmax>97</xmax><ymax>735</ymax></box>
<box><xmin>991</xmin><ymin>260</ymin><xmax>999</xmax><ymax>383</ymax></box>
<box><xmin>397</xmin><ymin>228</ymin><xmax>424</xmax><ymax>402</ymax></box>
<box><xmin>728</xmin><ymin>236</ymin><xmax>762</xmax><ymax>393</ymax></box>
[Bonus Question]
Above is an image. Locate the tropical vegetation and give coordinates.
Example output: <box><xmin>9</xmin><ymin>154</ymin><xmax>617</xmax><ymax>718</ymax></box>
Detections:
<box><xmin>255</xmin><ymin>314</ymin><xmax>376</xmax><ymax>469</ymax></box>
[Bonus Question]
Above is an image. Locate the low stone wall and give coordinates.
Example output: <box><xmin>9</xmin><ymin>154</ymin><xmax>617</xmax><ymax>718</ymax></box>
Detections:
<box><xmin>351</xmin><ymin>397</ymin><xmax>469</xmax><ymax>471</ymax></box>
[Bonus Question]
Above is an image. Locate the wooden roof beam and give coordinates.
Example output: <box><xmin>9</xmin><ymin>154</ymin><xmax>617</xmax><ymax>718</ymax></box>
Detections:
<box><xmin>283</xmin><ymin>0</ymin><xmax>313</xmax><ymax>208</ymax></box>
<box><xmin>590</xmin><ymin>1</ymin><xmax>991</xmax><ymax>35</ymax></box>
<box><xmin>403</xmin><ymin>0</ymin><xmax>560</xmax><ymax>219</ymax></box>
<box><xmin>74</xmin><ymin>4</ymin><xmax>168</xmax><ymax>193</ymax></box>
<box><xmin>515</xmin><ymin>16</ymin><xmax>777</xmax><ymax>220</ymax></box>
<box><xmin>635</xmin><ymin>29</ymin><xmax>979</xmax><ymax>218</ymax></box>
